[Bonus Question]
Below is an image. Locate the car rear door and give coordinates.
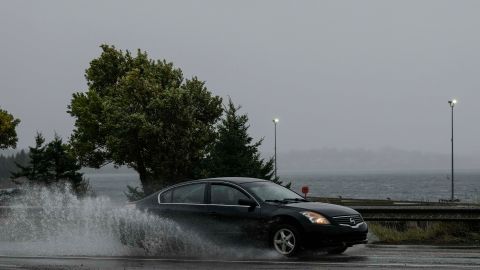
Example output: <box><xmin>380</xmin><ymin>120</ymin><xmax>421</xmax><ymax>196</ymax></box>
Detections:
<box><xmin>153</xmin><ymin>182</ymin><xmax>211</xmax><ymax>234</ymax></box>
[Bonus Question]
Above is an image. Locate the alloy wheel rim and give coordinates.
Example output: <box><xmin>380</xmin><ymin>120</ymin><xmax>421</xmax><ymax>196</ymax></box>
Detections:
<box><xmin>273</xmin><ymin>228</ymin><xmax>296</xmax><ymax>255</ymax></box>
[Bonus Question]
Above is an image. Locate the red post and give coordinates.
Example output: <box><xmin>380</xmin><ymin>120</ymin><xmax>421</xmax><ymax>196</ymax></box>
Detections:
<box><xmin>301</xmin><ymin>186</ymin><xmax>309</xmax><ymax>199</ymax></box>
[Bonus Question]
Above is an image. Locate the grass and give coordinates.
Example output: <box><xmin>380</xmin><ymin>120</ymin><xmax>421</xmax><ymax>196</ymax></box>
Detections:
<box><xmin>369</xmin><ymin>221</ymin><xmax>480</xmax><ymax>245</ymax></box>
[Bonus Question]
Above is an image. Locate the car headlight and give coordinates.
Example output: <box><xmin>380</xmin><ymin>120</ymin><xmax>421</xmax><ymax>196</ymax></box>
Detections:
<box><xmin>300</xmin><ymin>211</ymin><xmax>330</xmax><ymax>225</ymax></box>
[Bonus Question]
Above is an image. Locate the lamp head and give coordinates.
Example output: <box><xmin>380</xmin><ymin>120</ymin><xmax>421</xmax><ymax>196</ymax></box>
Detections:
<box><xmin>448</xmin><ymin>99</ymin><xmax>457</xmax><ymax>107</ymax></box>
<box><xmin>273</xmin><ymin>118</ymin><xmax>279</xmax><ymax>123</ymax></box>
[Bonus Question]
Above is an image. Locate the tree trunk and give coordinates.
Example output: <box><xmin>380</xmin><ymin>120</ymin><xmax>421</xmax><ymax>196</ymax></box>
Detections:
<box><xmin>136</xmin><ymin>162</ymin><xmax>154</xmax><ymax>195</ymax></box>
<box><xmin>134</xmin><ymin>145</ymin><xmax>155</xmax><ymax>195</ymax></box>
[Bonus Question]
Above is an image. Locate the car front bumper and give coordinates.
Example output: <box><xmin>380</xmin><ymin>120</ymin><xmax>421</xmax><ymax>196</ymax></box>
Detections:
<box><xmin>301</xmin><ymin>221</ymin><xmax>368</xmax><ymax>248</ymax></box>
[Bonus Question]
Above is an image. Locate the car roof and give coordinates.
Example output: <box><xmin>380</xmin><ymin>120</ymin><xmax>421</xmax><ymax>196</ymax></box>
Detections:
<box><xmin>149</xmin><ymin>178</ymin><xmax>269</xmax><ymax>197</ymax></box>
<box><xmin>182</xmin><ymin>177</ymin><xmax>268</xmax><ymax>185</ymax></box>
<box><xmin>208</xmin><ymin>177</ymin><xmax>269</xmax><ymax>183</ymax></box>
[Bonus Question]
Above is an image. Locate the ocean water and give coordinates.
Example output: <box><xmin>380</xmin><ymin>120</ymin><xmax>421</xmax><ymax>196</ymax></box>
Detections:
<box><xmin>284</xmin><ymin>170</ymin><xmax>480</xmax><ymax>203</ymax></box>
<box><xmin>85</xmin><ymin>170</ymin><xmax>480</xmax><ymax>204</ymax></box>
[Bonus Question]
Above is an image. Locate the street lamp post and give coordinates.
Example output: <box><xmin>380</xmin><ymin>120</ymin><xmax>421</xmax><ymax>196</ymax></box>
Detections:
<box><xmin>448</xmin><ymin>99</ymin><xmax>457</xmax><ymax>201</ymax></box>
<box><xmin>273</xmin><ymin>118</ymin><xmax>279</xmax><ymax>180</ymax></box>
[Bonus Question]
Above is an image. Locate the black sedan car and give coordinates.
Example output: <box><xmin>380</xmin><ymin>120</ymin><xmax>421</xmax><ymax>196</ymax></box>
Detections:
<box><xmin>131</xmin><ymin>177</ymin><xmax>368</xmax><ymax>256</ymax></box>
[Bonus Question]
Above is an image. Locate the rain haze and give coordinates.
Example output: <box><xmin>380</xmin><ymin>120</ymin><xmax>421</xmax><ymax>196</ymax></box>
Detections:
<box><xmin>1</xmin><ymin>0</ymin><xmax>480</xmax><ymax>170</ymax></box>
<box><xmin>3</xmin><ymin>3</ymin><xmax>480</xmax><ymax>267</ymax></box>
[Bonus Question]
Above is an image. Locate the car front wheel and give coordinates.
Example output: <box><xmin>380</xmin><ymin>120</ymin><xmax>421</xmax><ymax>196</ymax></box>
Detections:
<box><xmin>272</xmin><ymin>224</ymin><xmax>301</xmax><ymax>257</ymax></box>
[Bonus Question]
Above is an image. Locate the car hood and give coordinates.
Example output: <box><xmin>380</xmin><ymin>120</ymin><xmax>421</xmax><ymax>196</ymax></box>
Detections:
<box><xmin>285</xmin><ymin>202</ymin><xmax>360</xmax><ymax>217</ymax></box>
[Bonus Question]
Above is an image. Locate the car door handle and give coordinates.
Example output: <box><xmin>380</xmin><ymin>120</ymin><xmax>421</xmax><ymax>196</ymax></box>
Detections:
<box><xmin>208</xmin><ymin>211</ymin><xmax>218</xmax><ymax>216</ymax></box>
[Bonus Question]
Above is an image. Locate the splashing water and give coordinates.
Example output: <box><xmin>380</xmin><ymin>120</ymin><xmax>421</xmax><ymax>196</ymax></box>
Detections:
<box><xmin>0</xmin><ymin>184</ymin><xmax>278</xmax><ymax>258</ymax></box>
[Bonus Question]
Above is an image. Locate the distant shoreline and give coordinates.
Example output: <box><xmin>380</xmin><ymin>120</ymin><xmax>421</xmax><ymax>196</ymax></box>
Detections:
<box><xmin>79</xmin><ymin>168</ymin><xmax>480</xmax><ymax>176</ymax></box>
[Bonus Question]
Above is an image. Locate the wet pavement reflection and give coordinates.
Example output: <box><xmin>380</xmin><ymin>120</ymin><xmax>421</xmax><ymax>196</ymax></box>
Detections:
<box><xmin>1</xmin><ymin>245</ymin><xmax>479</xmax><ymax>269</ymax></box>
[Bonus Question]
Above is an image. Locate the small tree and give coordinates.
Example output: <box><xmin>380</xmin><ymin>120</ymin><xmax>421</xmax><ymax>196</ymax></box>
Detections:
<box><xmin>0</xmin><ymin>107</ymin><xmax>20</xmax><ymax>149</ymax></box>
<box><xmin>199</xmin><ymin>99</ymin><xmax>288</xmax><ymax>186</ymax></box>
<box><xmin>13</xmin><ymin>133</ymin><xmax>51</xmax><ymax>183</ymax></box>
<box><xmin>12</xmin><ymin>133</ymin><xmax>90</xmax><ymax>196</ymax></box>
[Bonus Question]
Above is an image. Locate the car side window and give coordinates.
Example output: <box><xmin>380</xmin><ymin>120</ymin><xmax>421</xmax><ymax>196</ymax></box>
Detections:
<box><xmin>211</xmin><ymin>184</ymin><xmax>249</xmax><ymax>205</ymax></box>
<box><xmin>171</xmin><ymin>183</ymin><xmax>206</xmax><ymax>204</ymax></box>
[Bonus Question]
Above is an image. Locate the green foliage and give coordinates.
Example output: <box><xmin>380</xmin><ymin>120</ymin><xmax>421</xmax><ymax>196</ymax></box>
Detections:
<box><xmin>68</xmin><ymin>45</ymin><xmax>223</xmax><ymax>195</ymax></box>
<box><xmin>0</xmin><ymin>108</ymin><xmax>20</xmax><ymax>149</ymax></box>
<box><xmin>12</xmin><ymin>133</ymin><xmax>90</xmax><ymax>196</ymax></box>
<box><xmin>198</xmin><ymin>99</ymin><xmax>288</xmax><ymax>186</ymax></box>
<box><xmin>13</xmin><ymin>133</ymin><xmax>50</xmax><ymax>183</ymax></box>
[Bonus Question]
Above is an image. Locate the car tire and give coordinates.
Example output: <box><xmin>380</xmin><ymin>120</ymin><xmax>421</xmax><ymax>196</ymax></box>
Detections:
<box><xmin>271</xmin><ymin>224</ymin><xmax>301</xmax><ymax>257</ymax></box>
<box><xmin>327</xmin><ymin>246</ymin><xmax>348</xmax><ymax>254</ymax></box>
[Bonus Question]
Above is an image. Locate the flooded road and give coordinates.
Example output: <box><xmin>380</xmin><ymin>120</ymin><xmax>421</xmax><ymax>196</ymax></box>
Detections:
<box><xmin>1</xmin><ymin>186</ymin><xmax>479</xmax><ymax>269</ymax></box>
<box><xmin>0</xmin><ymin>245</ymin><xmax>479</xmax><ymax>269</ymax></box>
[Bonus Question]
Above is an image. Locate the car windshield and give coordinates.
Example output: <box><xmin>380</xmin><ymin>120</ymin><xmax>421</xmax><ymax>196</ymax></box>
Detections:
<box><xmin>241</xmin><ymin>181</ymin><xmax>305</xmax><ymax>203</ymax></box>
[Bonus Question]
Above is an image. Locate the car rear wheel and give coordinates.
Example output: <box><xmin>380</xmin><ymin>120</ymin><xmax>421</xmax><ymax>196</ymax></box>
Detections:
<box><xmin>327</xmin><ymin>246</ymin><xmax>348</xmax><ymax>254</ymax></box>
<box><xmin>272</xmin><ymin>224</ymin><xmax>301</xmax><ymax>257</ymax></box>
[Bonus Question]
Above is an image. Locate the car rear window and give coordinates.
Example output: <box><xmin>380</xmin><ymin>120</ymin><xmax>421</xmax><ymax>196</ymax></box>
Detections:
<box><xmin>170</xmin><ymin>183</ymin><xmax>206</xmax><ymax>204</ymax></box>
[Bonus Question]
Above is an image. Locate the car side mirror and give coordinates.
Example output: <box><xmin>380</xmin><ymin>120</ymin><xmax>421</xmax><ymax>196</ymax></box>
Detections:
<box><xmin>238</xmin><ymin>198</ymin><xmax>257</xmax><ymax>208</ymax></box>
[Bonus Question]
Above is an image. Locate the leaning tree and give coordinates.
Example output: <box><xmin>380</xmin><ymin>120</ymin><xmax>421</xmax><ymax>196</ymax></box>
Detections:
<box><xmin>68</xmin><ymin>45</ymin><xmax>223</xmax><ymax>195</ymax></box>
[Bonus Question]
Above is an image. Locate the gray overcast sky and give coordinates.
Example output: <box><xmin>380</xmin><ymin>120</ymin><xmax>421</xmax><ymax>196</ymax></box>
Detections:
<box><xmin>1</xmin><ymin>0</ymin><xmax>480</xmax><ymax>156</ymax></box>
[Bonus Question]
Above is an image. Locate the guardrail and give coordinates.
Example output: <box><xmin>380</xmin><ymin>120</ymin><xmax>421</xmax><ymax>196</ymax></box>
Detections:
<box><xmin>354</xmin><ymin>206</ymin><xmax>480</xmax><ymax>222</ymax></box>
<box><xmin>2</xmin><ymin>205</ymin><xmax>480</xmax><ymax>222</ymax></box>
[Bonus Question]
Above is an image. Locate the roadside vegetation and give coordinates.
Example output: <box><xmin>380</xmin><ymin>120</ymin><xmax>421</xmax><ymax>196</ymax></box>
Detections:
<box><xmin>11</xmin><ymin>133</ymin><xmax>91</xmax><ymax>196</ymax></box>
<box><xmin>370</xmin><ymin>221</ymin><xmax>480</xmax><ymax>245</ymax></box>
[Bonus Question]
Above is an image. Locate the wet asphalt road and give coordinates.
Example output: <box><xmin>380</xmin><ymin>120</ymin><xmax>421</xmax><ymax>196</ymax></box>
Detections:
<box><xmin>0</xmin><ymin>245</ymin><xmax>479</xmax><ymax>269</ymax></box>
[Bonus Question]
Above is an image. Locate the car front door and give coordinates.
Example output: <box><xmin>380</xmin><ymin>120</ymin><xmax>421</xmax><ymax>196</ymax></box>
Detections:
<box><xmin>207</xmin><ymin>183</ymin><xmax>264</xmax><ymax>242</ymax></box>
